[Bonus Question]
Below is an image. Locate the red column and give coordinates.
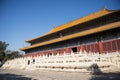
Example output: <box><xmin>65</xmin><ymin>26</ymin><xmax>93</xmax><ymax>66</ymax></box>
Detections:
<box><xmin>77</xmin><ymin>46</ymin><xmax>81</xmax><ymax>52</ymax></box>
<box><xmin>117</xmin><ymin>39</ymin><xmax>120</xmax><ymax>51</ymax></box>
<box><xmin>98</xmin><ymin>42</ymin><xmax>103</xmax><ymax>54</ymax></box>
<box><xmin>65</xmin><ymin>48</ymin><xmax>71</xmax><ymax>54</ymax></box>
<box><xmin>80</xmin><ymin>45</ymin><xmax>84</xmax><ymax>53</ymax></box>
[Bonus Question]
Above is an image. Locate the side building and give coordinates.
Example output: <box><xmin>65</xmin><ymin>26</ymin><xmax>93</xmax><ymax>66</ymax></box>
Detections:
<box><xmin>20</xmin><ymin>8</ymin><xmax>120</xmax><ymax>57</ymax></box>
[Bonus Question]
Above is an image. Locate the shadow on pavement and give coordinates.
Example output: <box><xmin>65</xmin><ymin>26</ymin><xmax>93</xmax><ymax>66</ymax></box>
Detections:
<box><xmin>90</xmin><ymin>72</ymin><xmax>120</xmax><ymax>80</ymax></box>
<box><xmin>0</xmin><ymin>73</ymin><xmax>31</xmax><ymax>80</ymax></box>
<box><xmin>89</xmin><ymin>63</ymin><xmax>120</xmax><ymax>80</ymax></box>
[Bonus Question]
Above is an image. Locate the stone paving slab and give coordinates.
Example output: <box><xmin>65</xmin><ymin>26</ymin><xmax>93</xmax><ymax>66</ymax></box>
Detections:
<box><xmin>0</xmin><ymin>68</ymin><xmax>120</xmax><ymax>80</ymax></box>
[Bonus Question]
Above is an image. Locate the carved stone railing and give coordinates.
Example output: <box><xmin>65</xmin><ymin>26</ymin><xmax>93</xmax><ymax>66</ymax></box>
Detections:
<box><xmin>2</xmin><ymin>51</ymin><xmax>120</xmax><ymax>72</ymax></box>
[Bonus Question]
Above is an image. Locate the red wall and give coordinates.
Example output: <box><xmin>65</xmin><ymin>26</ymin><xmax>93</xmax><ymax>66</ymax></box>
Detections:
<box><xmin>25</xmin><ymin>39</ymin><xmax>120</xmax><ymax>57</ymax></box>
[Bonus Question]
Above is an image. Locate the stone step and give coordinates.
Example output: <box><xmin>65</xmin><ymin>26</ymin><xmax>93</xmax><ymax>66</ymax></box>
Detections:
<box><xmin>109</xmin><ymin>65</ymin><xmax>120</xmax><ymax>72</ymax></box>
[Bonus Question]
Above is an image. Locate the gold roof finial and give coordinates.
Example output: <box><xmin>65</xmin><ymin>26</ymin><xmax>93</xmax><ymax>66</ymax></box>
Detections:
<box><xmin>102</xmin><ymin>6</ymin><xmax>107</xmax><ymax>10</ymax></box>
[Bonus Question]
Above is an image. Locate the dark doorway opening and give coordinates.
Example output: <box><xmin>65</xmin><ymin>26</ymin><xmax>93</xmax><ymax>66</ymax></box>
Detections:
<box><xmin>72</xmin><ymin>47</ymin><xmax>77</xmax><ymax>53</ymax></box>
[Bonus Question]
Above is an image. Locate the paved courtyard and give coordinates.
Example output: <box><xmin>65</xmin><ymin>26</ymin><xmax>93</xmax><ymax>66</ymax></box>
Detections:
<box><xmin>0</xmin><ymin>68</ymin><xmax>120</xmax><ymax>80</ymax></box>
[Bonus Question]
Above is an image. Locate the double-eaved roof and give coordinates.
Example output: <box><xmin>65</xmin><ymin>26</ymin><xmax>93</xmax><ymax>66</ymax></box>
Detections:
<box><xmin>20</xmin><ymin>8</ymin><xmax>120</xmax><ymax>51</ymax></box>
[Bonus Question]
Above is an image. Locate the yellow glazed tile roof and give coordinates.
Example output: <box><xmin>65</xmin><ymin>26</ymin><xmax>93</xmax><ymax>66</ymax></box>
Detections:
<box><xmin>20</xmin><ymin>21</ymin><xmax>120</xmax><ymax>50</ymax></box>
<box><xmin>26</xmin><ymin>8</ymin><xmax>115</xmax><ymax>42</ymax></box>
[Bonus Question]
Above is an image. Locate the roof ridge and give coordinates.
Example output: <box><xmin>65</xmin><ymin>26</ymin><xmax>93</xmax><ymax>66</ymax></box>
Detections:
<box><xmin>26</xmin><ymin>8</ymin><xmax>116</xmax><ymax>42</ymax></box>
